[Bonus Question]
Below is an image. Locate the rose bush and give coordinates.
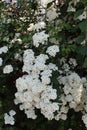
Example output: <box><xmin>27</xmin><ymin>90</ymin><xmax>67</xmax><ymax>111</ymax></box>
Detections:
<box><xmin>0</xmin><ymin>0</ymin><xmax>87</xmax><ymax>130</ymax></box>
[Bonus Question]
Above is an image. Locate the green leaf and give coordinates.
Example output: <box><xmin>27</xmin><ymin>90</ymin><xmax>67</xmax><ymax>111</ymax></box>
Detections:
<box><xmin>75</xmin><ymin>9</ymin><xmax>84</xmax><ymax>18</ymax></box>
<box><xmin>61</xmin><ymin>44</ymin><xmax>76</xmax><ymax>55</ymax></box>
<box><xmin>58</xmin><ymin>126</ymin><xmax>64</xmax><ymax>130</ymax></box>
<box><xmin>81</xmin><ymin>0</ymin><xmax>87</xmax><ymax>4</ymax></box>
<box><xmin>78</xmin><ymin>20</ymin><xmax>87</xmax><ymax>32</ymax></box>
<box><xmin>83</xmin><ymin>57</ymin><xmax>87</xmax><ymax>68</ymax></box>
<box><xmin>76</xmin><ymin>46</ymin><xmax>87</xmax><ymax>56</ymax></box>
<box><xmin>64</xmin><ymin>23</ymin><xmax>72</xmax><ymax>30</ymax></box>
<box><xmin>75</xmin><ymin>34</ymin><xmax>85</xmax><ymax>44</ymax></box>
<box><xmin>0</xmin><ymin>121</ymin><xmax>3</xmax><ymax>128</ymax></box>
<box><xmin>0</xmin><ymin>114</ymin><xmax>3</xmax><ymax>120</ymax></box>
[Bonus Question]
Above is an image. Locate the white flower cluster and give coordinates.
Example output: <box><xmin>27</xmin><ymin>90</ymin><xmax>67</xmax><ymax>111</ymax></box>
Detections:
<box><xmin>47</xmin><ymin>7</ymin><xmax>58</xmax><ymax>21</ymax></box>
<box><xmin>33</xmin><ymin>31</ymin><xmax>49</xmax><ymax>47</ymax></box>
<box><xmin>4</xmin><ymin>110</ymin><xmax>16</xmax><ymax>125</ymax></box>
<box><xmin>60</xmin><ymin>57</ymin><xmax>77</xmax><ymax>73</ymax></box>
<box><xmin>2</xmin><ymin>0</ymin><xmax>17</xmax><ymax>5</ymax></box>
<box><xmin>2</xmin><ymin>0</ymin><xmax>11</xmax><ymax>3</ymax></box>
<box><xmin>46</xmin><ymin>45</ymin><xmax>59</xmax><ymax>57</ymax></box>
<box><xmin>0</xmin><ymin>46</ymin><xmax>8</xmax><ymax>54</ymax></box>
<box><xmin>37</xmin><ymin>0</ymin><xmax>54</xmax><ymax>7</ymax></box>
<box><xmin>69</xmin><ymin>58</ymin><xmax>77</xmax><ymax>67</ymax></box>
<box><xmin>59</xmin><ymin>72</ymin><xmax>83</xmax><ymax>110</ymax></box>
<box><xmin>14</xmin><ymin>49</ymin><xmax>59</xmax><ymax>120</ymax></box>
<box><xmin>58</xmin><ymin>58</ymin><xmax>87</xmax><ymax>127</ymax></box>
<box><xmin>3</xmin><ymin>64</ymin><xmax>13</xmax><ymax>74</ymax></box>
<box><xmin>34</xmin><ymin>21</ymin><xmax>46</xmax><ymax>31</ymax></box>
<box><xmin>67</xmin><ymin>1</ymin><xmax>76</xmax><ymax>12</ymax></box>
<box><xmin>32</xmin><ymin>21</ymin><xmax>49</xmax><ymax>47</ymax></box>
<box><xmin>54</xmin><ymin>97</ymin><xmax>69</xmax><ymax>120</ymax></box>
<box><xmin>82</xmin><ymin>114</ymin><xmax>87</xmax><ymax>128</ymax></box>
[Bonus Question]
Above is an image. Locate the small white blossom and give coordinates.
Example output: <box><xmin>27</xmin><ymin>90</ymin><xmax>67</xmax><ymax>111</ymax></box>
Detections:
<box><xmin>3</xmin><ymin>65</ymin><xmax>13</xmax><ymax>74</ymax></box>
<box><xmin>4</xmin><ymin>110</ymin><xmax>16</xmax><ymax>125</ymax></box>
<box><xmin>82</xmin><ymin>114</ymin><xmax>87</xmax><ymax>128</ymax></box>
<box><xmin>33</xmin><ymin>31</ymin><xmax>49</xmax><ymax>47</ymax></box>
<box><xmin>61</xmin><ymin>114</ymin><xmax>67</xmax><ymax>120</ymax></box>
<box><xmin>27</xmin><ymin>23</ymin><xmax>34</xmax><ymax>31</ymax></box>
<box><xmin>38</xmin><ymin>0</ymin><xmax>54</xmax><ymax>7</ymax></box>
<box><xmin>68</xmin><ymin>128</ymin><xmax>72</xmax><ymax>130</ymax></box>
<box><xmin>67</xmin><ymin>4</ymin><xmax>76</xmax><ymax>12</ymax></box>
<box><xmin>69</xmin><ymin>58</ymin><xmax>77</xmax><ymax>67</ymax></box>
<box><xmin>46</xmin><ymin>45</ymin><xmax>59</xmax><ymax>57</ymax></box>
<box><xmin>9</xmin><ymin>110</ymin><xmax>16</xmax><ymax>116</ymax></box>
<box><xmin>47</xmin><ymin>8</ymin><xmax>58</xmax><ymax>21</ymax></box>
<box><xmin>0</xmin><ymin>46</ymin><xmax>8</xmax><ymax>54</ymax></box>
<box><xmin>34</xmin><ymin>21</ymin><xmax>46</xmax><ymax>31</ymax></box>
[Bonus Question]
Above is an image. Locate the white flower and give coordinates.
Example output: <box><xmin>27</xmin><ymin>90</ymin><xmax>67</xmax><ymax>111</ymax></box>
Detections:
<box><xmin>2</xmin><ymin>0</ymin><xmax>11</xmax><ymax>3</ymax></box>
<box><xmin>25</xmin><ymin>109</ymin><xmax>37</xmax><ymax>119</ymax></box>
<box><xmin>34</xmin><ymin>54</ymin><xmax>49</xmax><ymax>70</ymax></box>
<box><xmin>48</xmin><ymin>63</ymin><xmax>58</xmax><ymax>71</ymax></box>
<box><xmin>11</xmin><ymin>38</ymin><xmax>22</xmax><ymax>44</ymax></box>
<box><xmin>3</xmin><ymin>65</ymin><xmax>13</xmax><ymax>74</ymax></box>
<box><xmin>67</xmin><ymin>73</ymin><xmax>81</xmax><ymax>87</ymax></box>
<box><xmin>69</xmin><ymin>101</ymin><xmax>77</xmax><ymax>109</ymax></box>
<box><xmin>82</xmin><ymin>114</ymin><xmax>87</xmax><ymax>128</ymax></box>
<box><xmin>65</xmin><ymin>94</ymin><xmax>73</xmax><ymax>102</ymax></box>
<box><xmin>33</xmin><ymin>31</ymin><xmax>49</xmax><ymax>47</ymax></box>
<box><xmin>9</xmin><ymin>110</ymin><xmax>16</xmax><ymax>116</ymax></box>
<box><xmin>67</xmin><ymin>5</ymin><xmax>76</xmax><ymax>12</ymax></box>
<box><xmin>41</xmin><ymin>75</ymin><xmax>51</xmax><ymax>84</ymax></box>
<box><xmin>0</xmin><ymin>46</ymin><xmax>8</xmax><ymax>54</ymax></box>
<box><xmin>14</xmin><ymin>49</ymin><xmax>59</xmax><ymax>120</ymax></box>
<box><xmin>4</xmin><ymin>110</ymin><xmax>16</xmax><ymax>125</ymax></box>
<box><xmin>61</xmin><ymin>114</ymin><xmax>67</xmax><ymax>120</ymax></box>
<box><xmin>68</xmin><ymin>128</ymin><xmax>72</xmax><ymax>130</ymax></box>
<box><xmin>63</xmin><ymin>85</ymin><xmax>71</xmax><ymax>95</ymax></box>
<box><xmin>81</xmin><ymin>40</ymin><xmax>86</xmax><ymax>45</ymax></box>
<box><xmin>58</xmin><ymin>71</ymin><xmax>83</xmax><ymax>112</ymax></box>
<box><xmin>60</xmin><ymin>106</ymin><xmax>68</xmax><ymax>114</ymax></box>
<box><xmin>47</xmin><ymin>8</ymin><xmax>58</xmax><ymax>21</ymax></box>
<box><xmin>62</xmin><ymin>63</ymin><xmax>70</xmax><ymax>72</ymax></box>
<box><xmin>15</xmin><ymin>33</ymin><xmax>20</xmax><ymax>38</ymax></box>
<box><xmin>0</xmin><ymin>58</ymin><xmax>3</xmax><ymax>66</ymax></box>
<box><xmin>46</xmin><ymin>45</ymin><xmax>59</xmax><ymax>57</ymax></box>
<box><xmin>39</xmin><ymin>0</ymin><xmax>54</xmax><ymax>7</ymax></box>
<box><xmin>16</xmin><ymin>38</ymin><xmax>22</xmax><ymax>44</ymax></box>
<box><xmin>27</xmin><ymin>23</ymin><xmax>34</xmax><ymax>31</ymax></box>
<box><xmin>34</xmin><ymin>21</ymin><xmax>46</xmax><ymax>31</ymax></box>
<box><xmin>69</xmin><ymin>58</ymin><xmax>77</xmax><ymax>67</ymax></box>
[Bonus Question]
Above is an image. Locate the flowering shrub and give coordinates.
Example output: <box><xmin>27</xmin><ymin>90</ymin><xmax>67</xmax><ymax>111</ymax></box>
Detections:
<box><xmin>0</xmin><ymin>0</ymin><xmax>87</xmax><ymax>130</ymax></box>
